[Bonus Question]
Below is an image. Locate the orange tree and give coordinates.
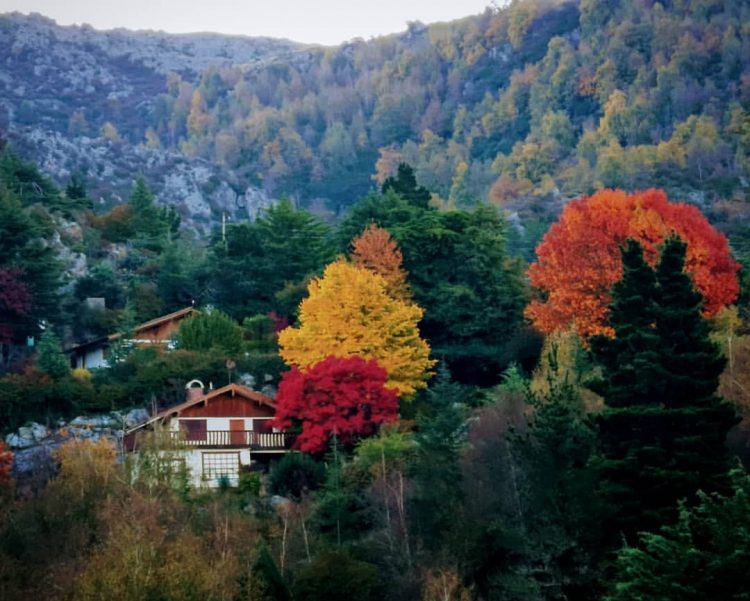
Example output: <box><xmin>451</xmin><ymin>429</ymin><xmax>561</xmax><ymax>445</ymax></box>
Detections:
<box><xmin>525</xmin><ymin>188</ymin><xmax>740</xmax><ymax>340</ymax></box>
<box><xmin>351</xmin><ymin>223</ymin><xmax>410</xmax><ymax>300</ymax></box>
<box><xmin>278</xmin><ymin>259</ymin><xmax>434</xmax><ymax>398</ymax></box>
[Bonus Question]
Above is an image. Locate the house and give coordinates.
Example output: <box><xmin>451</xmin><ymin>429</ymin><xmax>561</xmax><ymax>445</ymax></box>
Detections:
<box><xmin>68</xmin><ymin>306</ymin><xmax>200</xmax><ymax>369</ymax></box>
<box><xmin>124</xmin><ymin>380</ymin><xmax>293</xmax><ymax>487</ymax></box>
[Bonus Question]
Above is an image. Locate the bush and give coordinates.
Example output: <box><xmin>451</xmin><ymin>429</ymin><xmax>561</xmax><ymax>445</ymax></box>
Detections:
<box><xmin>269</xmin><ymin>453</ymin><xmax>325</xmax><ymax>500</ymax></box>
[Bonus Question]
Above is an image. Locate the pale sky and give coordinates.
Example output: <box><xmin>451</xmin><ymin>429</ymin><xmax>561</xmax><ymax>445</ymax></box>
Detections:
<box><xmin>0</xmin><ymin>0</ymin><xmax>495</xmax><ymax>45</ymax></box>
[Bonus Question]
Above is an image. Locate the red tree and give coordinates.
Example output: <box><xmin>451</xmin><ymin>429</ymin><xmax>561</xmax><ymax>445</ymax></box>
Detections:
<box><xmin>273</xmin><ymin>355</ymin><xmax>399</xmax><ymax>454</ymax></box>
<box><xmin>525</xmin><ymin>188</ymin><xmax>740</xmax><ymax>340</ymax></box>
<box><xmin>0</xmin><ymin>441</ymin><xmax>13</xmax><ymax>488</ymax></box>
<box><xmin>0</xmin><ymin>267</ymin><xmax>31</xmax><ymax>344</ymax></box>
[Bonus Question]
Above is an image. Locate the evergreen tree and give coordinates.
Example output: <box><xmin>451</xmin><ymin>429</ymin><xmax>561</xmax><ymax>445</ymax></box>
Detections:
<box><xmin>591</xmin><ymin>237</ymin><xmax>737</xmax><ymax>545</ymax></box>
<box><xmin>381</xmin><ymin>163</ymin><xmax>431</xmax><ymax>209</ymax></box>
<box><xmin>608</xmin><ymin>469</ymin><xmax>750</xmax><ymax>601</ymax></box>
<box><xmin>410</xmin><ymin>365</ymin><xmax>468</xmax><ymax>552</ymax></box>
<box><xmin>0</xmin><ymin>185</ymin><xmax>61</xmax><ymax>341</ymax></box>
<box><xmin>36</xmin><ymin>328</ymin><xmax>70</xmax><ymax>379</ymax></box>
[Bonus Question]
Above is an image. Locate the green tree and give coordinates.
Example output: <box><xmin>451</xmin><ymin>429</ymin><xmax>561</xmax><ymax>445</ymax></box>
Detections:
<box><xmin>591</xmin><ymin>237</ymin><xmax>737</xmax><ymax>545</ymax></box>
<box><xmin>175</xmin><ymin>308</ymin><xmax>244</xmax><ymax>357</ymax></box>
<box><xmin>210</xmin><ymin>199</ymin><xmax>333</xmax><ymax>319</ymax></box>
<box><xmin>0</xmin><ymin>185</ymin><xmax>61</xmax><ymax>341</ymax></box>
<box><xmin>410</xmin><ymin>365</ymin><xmax>468</xmax><ymax>552</ymax></box>
<box><xmin>381</xmin><ymin>163</ymin><xmax>431</xmax><ymax>209</ymax></box>
<box><xmin>36</xmin><ymin>328</ymin><xmax>70</xmax><ymax>379</ymax></box>
<box><xmin>607</xmin><ymin>469</ymin><xmax>750</xmax><ymax>601</ymax></box>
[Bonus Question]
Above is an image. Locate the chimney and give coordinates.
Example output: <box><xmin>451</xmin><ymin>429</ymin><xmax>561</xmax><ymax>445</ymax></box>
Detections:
<box><xmin>185</xmin><ymin>379</ymin><xmax>205</xmax><ymax>401</ymax></box>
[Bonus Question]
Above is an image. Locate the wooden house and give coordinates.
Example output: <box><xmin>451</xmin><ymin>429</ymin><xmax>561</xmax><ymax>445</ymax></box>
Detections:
<box><xmin>124</xmin><ymin>380</ymin><xmax>293</xmax><ymax>487</ymax></box>
<box><xmin>68</xmin><ymin>306</ymin><xmax>200</xmax><ymax>369</ymax></box>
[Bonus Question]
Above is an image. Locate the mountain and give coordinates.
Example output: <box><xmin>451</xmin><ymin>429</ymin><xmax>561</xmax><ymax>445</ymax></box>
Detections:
<box><xmin>0</xmin><ymin>12</ymin><xmax>305</xmax><ymax>231</ymax></box>
<box><xmin>1</xmin><ymin>1</ymin><xmax>749</xmax><ymax>250</ymax></box>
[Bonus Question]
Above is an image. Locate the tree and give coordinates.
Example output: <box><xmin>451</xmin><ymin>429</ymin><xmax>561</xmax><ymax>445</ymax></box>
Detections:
<box><xmin>210</xmin><ymin>199</ymin><xmax>333</xmax><ymax>319</ymax></box>
<box><xmin>350</xmin><ymin>223</ymin><xmax>410</xmax><ymax>299</ymax></box>
<box><xmin>382</xmin><ymin>163</ymin><xmax>431</xmax><ymax>209</ymax></box>
<box><xmin>274</xmin><ymin>355</ymin><xmax>398</xmax><ymax>453</ymax></box>
<box><xmin>339</xmin><ymin>193</ymin><xmax>527</xmax><ymax>385</ymax></box>
<box><xmin>175</xmin><ymin>308</ymin><xmax>243</xmax><ymax>357</ymax></box>
<box><xmin>0</xmin><ymin>267</ymin><xmax>31</xmax><ymax>344</ymax></box>
<box><xmin>526</xmin><ymin>189</ymin><xmax>741</xmax><ymax>340</ymax></box>
<box><xmin>0</xmin><ymin>185</ymin><xmax>61</xmax><ymax>341</ymax></box>
<box><xmin>607</xmin><ymin>470</ymin><xmax>750</xmax><ymax>601</ymax></box>
<box><xmin>591</xmin><ymin>237</ymin><xmax>738</xmax><ymax>545</ymax></box>
<box><xmin>292</xmin><ymin>550</ymin><xmax>380</xmax><ymax>601</ymax></box>
<box><xmin>0</xmin><ymin>440</ymin><xmax>12</xmax><ymax>488</ymax></box>
<box><xmin>410</xmin><ymin>365</ymin><xmax>468</xmax><ymax>552</ymax></box>
<box><xmin>36</xmin><ymin>327</ymin><xmax>70</xmax><ymax>379</ymax></box>
<box><xmin>279</xmin><ymin>260</ymin><xmax>433</xmax><ymax>397</ymax></box>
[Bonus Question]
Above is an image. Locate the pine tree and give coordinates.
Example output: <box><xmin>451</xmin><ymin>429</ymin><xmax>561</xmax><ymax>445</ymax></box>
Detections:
<box><xmin>608</xmin><ymin>470</ymin><xmax>750</xmax><ymax>601</ymax></box>
<box><xmin>411</xmin><ymin>365</ymin><xmax>468</xmax><ymax>551</ymax></box>
<box><xmin>381</xmin><ymin>163</ymin><xmax>431</xmax><ymax>209</ymax></box>
<box><xmin>591</xmin><ymin>237</ymin><xmax>737</xmax><ymax>545</ymax></box>
<box><xmin>36</xmin><ymin>327</ymin><xmax>70</xmax><ymax>379</ymax></box>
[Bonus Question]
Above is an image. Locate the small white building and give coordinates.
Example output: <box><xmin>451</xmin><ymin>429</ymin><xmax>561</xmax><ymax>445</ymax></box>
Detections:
<box><xmin>125</xmin><ymin>380</ymin><xmax>292</xmax><ymax>487</ymax></box>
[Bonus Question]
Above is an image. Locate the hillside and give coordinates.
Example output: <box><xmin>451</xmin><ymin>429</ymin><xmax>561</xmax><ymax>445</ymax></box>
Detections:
<box><xmin>3</xmin><ymin>1</ymin><xmax>749</xmax><ymax>255</ymax></box>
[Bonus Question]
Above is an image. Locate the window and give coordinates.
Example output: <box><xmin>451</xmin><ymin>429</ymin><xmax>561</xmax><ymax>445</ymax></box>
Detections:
<box><xmin>182</xmin><ymin>419</ymin><xmax>207</xmax><ymax>442</ymax></box>
<box><xmin>201</xmin><ymin>452</ymin><xmax>240</xmax><ymax>485</ymax></box>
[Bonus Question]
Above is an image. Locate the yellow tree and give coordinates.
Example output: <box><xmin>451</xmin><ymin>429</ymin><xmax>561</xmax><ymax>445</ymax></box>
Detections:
<box><xmin>279</xmin><ymin>260</ymin><xmax>434</xmax><ymax>397</ymax></box>
<box><xmin>351</xmin><ymin>224</ymin><xmax>410</xmax><ymax>300</ymax></box>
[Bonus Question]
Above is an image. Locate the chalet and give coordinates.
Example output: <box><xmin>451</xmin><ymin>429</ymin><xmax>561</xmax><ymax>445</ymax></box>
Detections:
<box><xmin>124</xmin><ymin>380</ymin><xmax>292</xmax><ymax>487</ymax></box>
<box><xmin>68</xmin><ymin>306</ymin><xmax>200</xmax><ymax>369</ymax></box>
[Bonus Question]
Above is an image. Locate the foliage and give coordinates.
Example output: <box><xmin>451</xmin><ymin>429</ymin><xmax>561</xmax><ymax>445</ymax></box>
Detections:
<box><xmin>340</xmin><ymin>193</ymin><xmax>526</xmax><ymax>385</ymax></box>
<box><xmin>274</xmin><ymin>356</ymin><xmax>399</xmax><ymax>454</ymax></box>
<box><xmin>607</xmin><ymin>469</ymin><xmax>750</xmax><ymax>601</ymax></box>
<box><xmin>526</xmin><ymin>189</ymin><xmax>741</xmax><ymax>340</ymax></box>
<box><xmin>209</xmin><ymin>198</ymin><xmax>334</xmax><ymax>320</ymax></box>
<box><xmin>175</xmin><ymin>308</ymin><xmax>244</xmax><ymax>357</ymax></box>
<box><xmin>279</xmin><ymin>260</ymin><xmax>434</xmax><ymax>397</ymax></box>
<box><xmin>0</xmin><ymin>185</ymin><xmax>61</xmax><ymax>343</ymax></box>
<box><xmin>410</xmin><ymin>366</ymin><xmax>468</xmax><ymax>552</ymax></box>
<box><xmin>35</xmin><ymin>327</ymin><xmax>70</xmax><ymax>380</ymax></box>
<box><xmin>351</xmin><ymin>223</ymin><xmax>410</xmax><ymax>300</ymax></box>
<box><xmin>591</xmin><ymin>237</ymin><xmax>738</xmax><ymax>544</ymax></box>
<box><xmin>291</xmin><ymin>550</ymin><xmax>381</xmax><ymax>601</ymax></box>
<box><xmin>0</xmin><ymin>441</ymin><xmax>13</xmax><ymax>489</ymax></box>
<box><xmin>269</xmin><ymin>453</ymin><xmax>325</xmax><ymax>500</ymax></box>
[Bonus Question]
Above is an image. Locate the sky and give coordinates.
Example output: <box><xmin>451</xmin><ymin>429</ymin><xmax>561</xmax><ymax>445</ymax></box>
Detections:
<box><xmin>0</xmin><ymin>0</ymin><xmax>495</xmax><ymax>45</ymax></box>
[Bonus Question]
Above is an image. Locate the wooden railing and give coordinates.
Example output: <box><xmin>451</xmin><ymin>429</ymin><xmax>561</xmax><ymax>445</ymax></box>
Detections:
<box><xmin>170</xmin><ymin>430</ymin><xmax>293</xmax><ymax>450</ymax></box>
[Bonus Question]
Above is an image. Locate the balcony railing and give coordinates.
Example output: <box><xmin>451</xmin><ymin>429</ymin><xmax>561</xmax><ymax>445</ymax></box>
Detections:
<box><xmin>169</xmin><ymin>430</ymin><xmax>293</xmax><ymax>450</ymax></box>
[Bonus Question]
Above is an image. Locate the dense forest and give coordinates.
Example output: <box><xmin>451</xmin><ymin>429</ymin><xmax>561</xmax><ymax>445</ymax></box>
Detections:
<box><xmin>1</xmin><ymin>0</ymin><xmax>750</xmax><ymax>599</ymax></box>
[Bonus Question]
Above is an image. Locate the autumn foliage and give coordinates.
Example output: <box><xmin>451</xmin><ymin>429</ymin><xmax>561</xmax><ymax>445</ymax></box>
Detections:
<box><xmin>351</xmin><ymin>224</ymin><xmax>410</xmax><ymax>299</ymax></box>
<box><xmin>273</xmin><ymin>356</ymin><xmax>399</xmax><ymax>454</ymax></box>
<box><xmin>0</xmin><ymin>441</ymin><xmax>13</xmax><ymax>487</ymax></box>
<box><xmin>525</xmin><ymin>189</ymin><xmax>740</xmax><ymax>340</ymax></box>
<box><xmin>0</xmin><ymin>266</ymin><xmax>31</xmax><ymax>344</ymax></box>
<box><xmin>279</xmin><ymin>260</ymin><xmax>434</xmax><ymax>397</ymax></box>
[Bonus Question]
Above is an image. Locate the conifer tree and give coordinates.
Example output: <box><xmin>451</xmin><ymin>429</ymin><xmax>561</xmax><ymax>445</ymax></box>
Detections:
<box><xmin>36</xmin><ymin>328</ymin><xmax>70</xmax><ymax>379</ymax></box>
<box><xmin>591</xmin><ymin>237</ymin><xmax>737</xmax><ymax>545</ymax></box>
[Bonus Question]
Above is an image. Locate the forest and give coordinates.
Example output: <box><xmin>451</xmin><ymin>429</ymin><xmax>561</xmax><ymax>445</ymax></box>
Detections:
<box><xmin>1</xmin><ymin>0</ymin><xmax>750</xmax><ymax>599</ymax></box>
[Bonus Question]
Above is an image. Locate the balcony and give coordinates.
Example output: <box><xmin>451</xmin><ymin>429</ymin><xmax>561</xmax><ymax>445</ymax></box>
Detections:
<box><xmin>170</xmin><ymin>430</ymin><xmax>293</xmax><ymax>450</ymax></box>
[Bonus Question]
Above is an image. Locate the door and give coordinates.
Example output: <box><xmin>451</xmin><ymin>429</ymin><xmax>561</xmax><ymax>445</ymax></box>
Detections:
<box><xmin>230</xmin><ymin>419</ymin><xmax>245</xmax><ymax>446</ymax></box>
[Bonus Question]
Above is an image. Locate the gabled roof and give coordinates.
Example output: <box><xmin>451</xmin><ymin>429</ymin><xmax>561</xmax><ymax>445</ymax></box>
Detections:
<box><xmin>109</xmin><ymin>306</ymin><xmax>200</xmax><ymax>341</ymax></box>
<box><xmin>124</xmin><ymin>383</ymin><xmax>276</xmax><ymax>436</ymax></box>
<box><xmin>67</xmin><ymin>307</ymin><xmax>200</xmax><ymax>353</ymax></box>
<box><xmin>156</xmin><ymin>383</ymin><xmax>276</xmax><ymax>419</ymax></box>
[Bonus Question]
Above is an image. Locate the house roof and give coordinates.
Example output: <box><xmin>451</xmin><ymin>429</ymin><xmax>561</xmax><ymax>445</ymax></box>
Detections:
<box><xmin>156</xmin><ymin>383</ymin><xmax>277</xmax><ymax>419</ymax></box>
<box><xmin>67</xmin><ymin>306</ymin><xmax>199</xmax><ymax>353</ymax></box>
<box><xmin>109</xmin><ymin>306</ymin><xmax>200</xmax><ymax>341</ymax></box>
<box><xmin>124</xmin><ymin>383</ymin><xmax>277</xmax><ymax>436</ymax></box>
